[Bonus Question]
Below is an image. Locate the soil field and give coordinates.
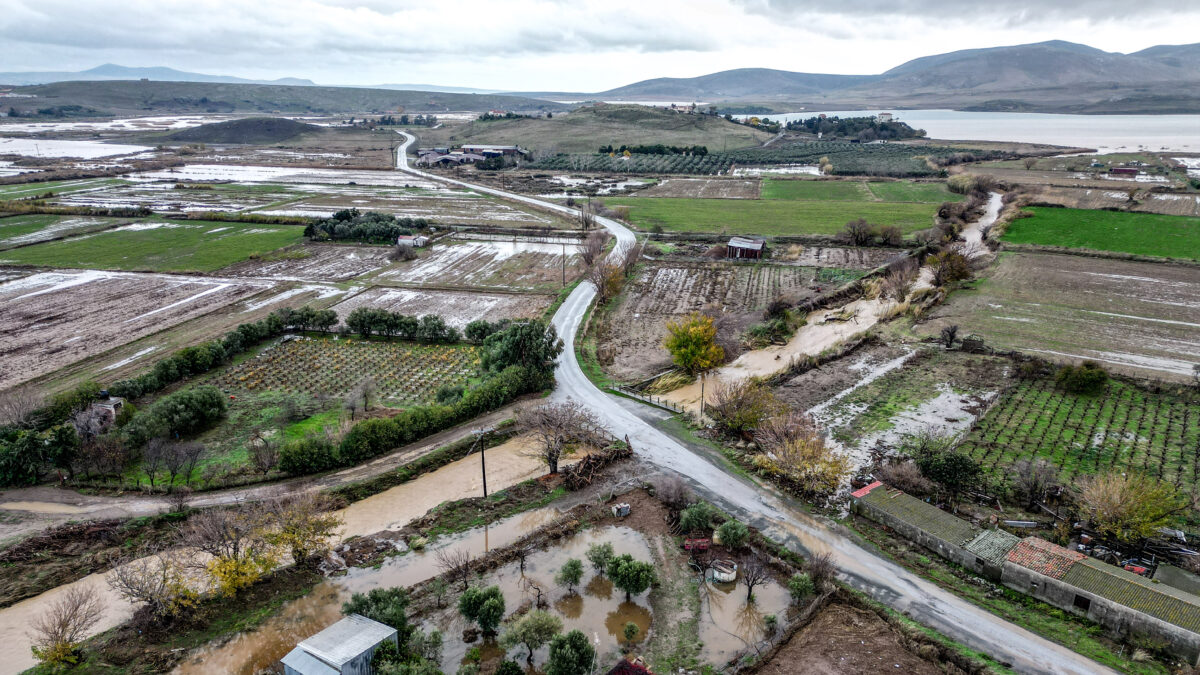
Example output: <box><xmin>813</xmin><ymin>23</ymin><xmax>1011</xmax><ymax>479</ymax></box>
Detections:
<box><xmin>331</xmin><ymin>286</ymin><xmax>552</xmax><ymax>328</ymax></box>
<box><xmin>921</xmin><ymin>252</ymin><xmax>1200</xmax><ymax>382</ymax></box>
<box><xmin>603</xmin><ymin>197</ymin><xmax>938</xmax><ymax>236</ymax></box>
<box><xmin>755</xmin><ymin>602</ymin><xmax>942</xmax><ymax>675</ymax></box>
<box><xmin>29</xmin><ymin>282</ymin><xmax>352</xmax><ymax>397</ymax></box>
<box><xmin>0</xmin><ymin>219</ymin><xmax>304</xmax><ymax>272</ymax></box>
<box><xmin>760</xmin><ymin>179</ymin><xmax>958</xmax><ymax>203</ymax></box>
<box><xmin>128</xmin><ymin>164</ymin><xmax>442</xmax><ymax>189</ymax></box>
<box><xmin>189</xmin><ymin>127</ymin><xmax>398</xmax><ymax>169</ymax></box>
<box><xmin>376</xmin><ymin>239</ymin><xmax>583</xmax><ymax>291</ymax></box>
<box><xmin>599</xmin><ymin>262</ymin><xmax>833</xmax><ymax>381</ymax></box>
<box><xmin>1028</xmin><ymin>186</ymin><xmax>1200</xmax><ymax>218</ymax></box>
<box><xmin>254</xmin><ymin>188</ymin><xmax>563</xmax><ymax>227</ymax></box>
<box><xmin>0</xmin><ymin>270</ymin><xmax>269</xmax><ymax>390</ymax></box>
<box><xmin>965</xmin><ymin>165</ymin><xmax>1181</xmax><ymax>190</ymax></box>
<box><xmin>637</xmin><ymin>178</ymin><xmax>761</xmax><ymax>199</ymax></box>
<box><xmin>956</xmin><ymin>377</ymin><xmax>1200</xmax><ymax>498</ymax></box>
<box><xmin>208</xmin><ymin>337</ymin><xmax>480</xmax><ymax>405</ymax></box>
<box><xmin>0</xmin><ymin>214</ymin><xmax>125</xmax><ymax>250</ymax></box>
<box><xmin>48</xmin><ymin>181</ymin><xmax>307</xmax><ymax>213</ymax></box>
<box><xmin>1003</xmin><ymin>207</ymin><xmax>1200</xmax><ymax>260</ymax></box>
<box><xmin>219</xmin><ymin>244</ymin><xmax>393</xmax><ymax>281</ymax></box>
<box><xmin>773</xmin><ymin>244</ymin><xmax>900</xmax><ymax>269</ymax></box>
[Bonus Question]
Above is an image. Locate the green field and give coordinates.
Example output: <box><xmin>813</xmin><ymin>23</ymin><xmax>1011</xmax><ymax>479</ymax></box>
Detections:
<box><xmin>0</xmin><ymin>219</ymin><xmax>303</xmax><ymax>271</ymax></box>
<box><xmin>603</xmin><ymin>196</ymin><xmax>937</xmax><ymax>235</ymax></box>
<box><xmin>1004</xmin><ymin>207</ymin><xmax>1200</xmax><ymax>260</ymax></box>
<box><xmin>761</xmin><ymin>179</ymin><xmax>958</xmax><ymax>203</ymax></box>
<box><xmin>957</xmin><ymin>378</ymin><xmax>1200</xmax><ymax>498</ymax></box>
<box><xmin>0</xmin><ymin>214</ymin><xmax>124</xmax><ymax>249</ymax></box>
<box><xmin>0</xmin><ymin>177</ymin><xmax>127</xmax><ymax>199</ymax></box>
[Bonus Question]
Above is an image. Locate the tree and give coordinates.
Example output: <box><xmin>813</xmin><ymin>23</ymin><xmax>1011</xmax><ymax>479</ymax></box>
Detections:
<box><xmin>459</xmin><ymin>585</ymin><xmax>505</xmax><ymax>635</ymax></box>
<box><xmin>787</xmin><ymin>573</ymin><xmax>814</xmax><ymax>603</ymax></box>
<box><xmin>878</xmin><ymin>224</ymin><xmax>904</xmax><ymax>246</ymax></box>
<box><xmin>1056</xmin><ymin>361</ymin><xmax>1108</xmax><ymax>394</ymax></box>
<box><xmin>1011</xmin><ymin>458</ymin><xmax>1059</xmax><ymax>510</ymax></box>
<box><xmin>1077</xmin><ymin>472</ymin><xmax>1190</xmax><ymax>544</ymax></box>
<box><xmin>606</xmin><ymin>554</ymin><xmax>656</xmax><ymax>601</ymax></box>
<box><xmin>663</xmin><ymin>312</ymin><xmax>724</xmax><ymax>376</ymax></box>
<box><xmin>270</xmin><ymin>492</ymin><xmax>342</xmax><ymax>564</ymax></box>
<box><xmin>344</xmin><ymin>587</ymin><xmax>413</xmax><ymax>650</ymax></box>
<box><xmin>706</xmin><ymin>378</ymin><xmax>781</xmax><ymax>437</ymax></box>
<box><xmin>587</xmin><ymin>261</ymin><xmax>624</xmax><ymax>304</ymax></box>
<box><xmin>842</xmin><ymin>218</ymin><xmax>877</xmax><ymax>246</ymax></box>
<box><xmin>248</xmin><ymin>430</ymin><xmax>280</xmax><ymax>478</ymax></box>
<box><xmin>717</xmin><ymin>520</ymin><xmax>749</xmax><ymax>550</ymax></box>
<box><xmin>740</xmin><ymin>560</ymin><xmax>770</xmax><ymax>602</ymax></box>
<box><xmin>30</xmin><ymin>586</ymin><xmax>104</xmax><ymax>666</ymax></box>
<box><xmin>586</xmin><ymin>542</ymin><xmax>615</xmax><ymax>575</ymax></box>
<box><xmin>546</xmin><ymin>629</ymin><xmax>596</xmax><ymax>675</ymax></box>
<box><xmin>0</xmin><ymin>385</ymin><xmax>41</xmax><ymax>428</ymax></box>
<box><xmin>516</xmin><ymin>399</ymin><xmax>599</xmax><ymax>474</ymax></box>
<box><xmin>436</xmin><ymin>547</ymin><xmax>473</xmax><ymax>590</ymax></box>
<box><xmin>183</xmin><ymin>502</ymin><xmax>276</xmax><ymax>596</ymax></box>
<box><xmin>582</xmin><ymin>230</ymin><xmax>609</xmax><ymax>267</ymax></box>
<box><xmin>143</xmin><ymin>437</ymin><xmax>170</xmax><ymax>489</ymax></box>
<box><xmin>555</xmin><ymin>558</ymin><xmax>584</xmax><ymax>593</ymax></box>
<box><xmin>163</xmin><ymin>440</ymin><xmax>203</xmax><ymax>488</ymax></box>
<box><xmin>927</xmin><ymin>251</ymin><xmax>971</xmax><ymax>286</ymax></box>
<box><xmin>913</xmin><ymin>447</ymin><xmax>981</xmax><ymax>502</ymax></box>
<box><xmin>940</xmin><ymin>324</ymin><xmax>959</xmax><ymax>349</ymax></box>
<box><xmin>500</xmin><ymin>609</ymin><xmax>562</xmax><ymax>664</ymax></box>
<box><xmin>482</xmin><ymin>320</ymin><xmax>563</xmax><ymax>373</ymax></box>
<box><xmin>1023</xmin><ymin>157</ymin><xmax>1039</xmax><ymax>170</ymax></box>
<box><xmin>679</xmin><ymin>501</ymin><xmax>717</xmax><ymax>534</ymax></box>
<box><xmin>106</xmin><ymin>548</ymin><xmax>198</xmax><ymax>622</ymax></box>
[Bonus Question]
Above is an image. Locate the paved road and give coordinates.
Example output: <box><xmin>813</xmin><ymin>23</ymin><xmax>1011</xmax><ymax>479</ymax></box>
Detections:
<box><xmin>397</xmin><ymin>132</ymin><xmax>1115</xmax><ymax>675</ymax></box>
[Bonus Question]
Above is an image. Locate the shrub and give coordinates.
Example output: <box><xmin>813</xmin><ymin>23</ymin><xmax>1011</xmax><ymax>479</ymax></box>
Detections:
<box><xmin>787</xmin><ymin>573</ymin><xmax>814</xmax><ymax>602</ymax></box>
<box><xmin>279</xmin><ymin>434</ymin><xmax>340</xmax><ymax>474</ymax></box>
<box><xmin>345</xmin><ymin>588</ymin><xmax>414</xmax><ymax>649</ymax></box>
<box><xmin>1055</xmin><ymin>361</ymin><xmax>1108</xmax><ymax>394</ymax></box>
<box><xmin>716</xmin><ymin>520</ymin><xmax>749</xmax><ymax>550</ymax></box>
<box><xmin>679</xmin><ymin>501</ymin><xmax>718</xmax><ymax>534</ymax></box>
<box><xmin>123</xmin><ymin>386</ymin><xmax>227</xmax><ymax>447</ymax></box>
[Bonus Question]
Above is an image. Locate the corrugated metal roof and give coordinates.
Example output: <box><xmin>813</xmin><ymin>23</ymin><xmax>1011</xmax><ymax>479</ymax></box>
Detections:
<box><xmin>280</xmin><ymin>646</ymin><xmax>339</xmax><ymax>675</ymax></box>
<box><xmin>1005</xmin><ymin>538</ymin><xmax>1085</xmax><ymax>579</ymax></box>
<box><xmin>727</xmin><ymin>236</ymin><xmax>765</xmax><ymax>250</ymax></box>
<box><xmin>859</xmin><ymin>486</ymin><xmax>978</xmax><ymax>546</ymax></box>
<box><xmin>964</xmin><ymin>529</ymin><xmax>1021</xmax><ymax>567</ymax></box>
<box><xmin>1063</xmin><ymin>559</ymin><xmax>1200</xmax><ymax>634</ymax></box>
<box><xmin>298</xmin><ymin>614</ymin><xmax>396</xmax><ymax>667</ymax></box>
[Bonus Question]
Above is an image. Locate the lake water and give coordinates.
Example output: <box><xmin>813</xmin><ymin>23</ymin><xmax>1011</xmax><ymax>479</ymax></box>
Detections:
<box><xmin>737</xmin><ymin>109</ymin><xmax>1200</xmax><ymax>153</ymax></box>
<box><xmin>0</xmin><ymin>137</ymin><xmax>152</xmax><ymax>158</ymax></box>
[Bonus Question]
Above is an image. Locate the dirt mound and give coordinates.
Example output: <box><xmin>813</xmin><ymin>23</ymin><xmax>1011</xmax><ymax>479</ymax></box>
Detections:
<box><xmin>168</xmin><ymin>117</ymin><xmax>320</xmax><ymax>144</ymax></box>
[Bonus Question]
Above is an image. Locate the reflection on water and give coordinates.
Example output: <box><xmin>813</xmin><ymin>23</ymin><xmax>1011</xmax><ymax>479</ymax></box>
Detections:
<box><xmin>698</xmin><ymin>576</ymin><xmax>790</xmax><ymax>665</ymax></box>
<box><xmin>603</xmin><ymin>601</ymin><xmax>652</xmax><ymax>644</ymax></box>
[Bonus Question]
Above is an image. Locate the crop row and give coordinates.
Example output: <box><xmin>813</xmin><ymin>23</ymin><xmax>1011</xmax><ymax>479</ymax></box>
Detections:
<box><xmin>957</xmin><ymin>378</ymin><xmax>1200</xmax><ymax>495</ymax></box>
<box><xmin>528</xmin><ymin>153</ymin><xmax>734</xmax><ymax>175</ymax></box>
<box><xmin>209</xmin><ymin>338</ymin><xmax>480</xmax><ymax>404</ymax></box>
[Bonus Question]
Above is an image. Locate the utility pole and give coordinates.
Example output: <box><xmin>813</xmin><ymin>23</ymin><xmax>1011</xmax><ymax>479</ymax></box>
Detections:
<box><xmin>562</xmin><ymin>239</ymin><xmax>566</xmax><ymax>287</ymax></box>
<box><xmin>474</xmin><ymin>427</ymin><xmax>493</xmax><ymax>498</ymax></box>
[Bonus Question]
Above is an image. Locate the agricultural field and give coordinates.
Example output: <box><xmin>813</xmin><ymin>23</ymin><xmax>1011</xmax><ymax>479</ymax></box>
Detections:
<box><xmin>376</xmin><ymin>239</ymin><xmax>583</xmax><ymax>291</ymax></box>
<box><xmin>1003</xmin><ymin>207</ymin><xmax>1200</xmax><ymax>260</ymax></box>
<box><xmin>1024</xmin><ymin>186</ymin><xmax>1200</xmax><ymax>218</ymax></box>
<box><xmin>0</xmin><ymin>219</ymin><xmax>304</xmax><ymax>272</ymax></box>
<box><xmin>331</xmin><ymin>286</ymin><xmax>552</xmax><ymax>328</ymax></box>
<box><xmin>637</xmin><ymin>177</ymin><xmax>760</xmax><ymax>199</ymax></box>
<box><xmin>920</xmin><ymin>252</ymin><xmax>1200</xmax><ymax>382</ymax></box>
<box><xmin>0</xmin><ymin>214</ymin><xmax>126</xmax><ymax>250</ymax></box>
<box><xmin>47</xmin><ymin>181</ymin><xmax>307</xmax><ymax>213</ymax></box>
<box><xmin>963</xmin><ymin>165</ymin><xmax>1180</xmax><ymax>190</ymax></box>
<box><xmin>0</xmin><ymin>270</ymin><xmax>269</xmax><ymax>390</ymax></box>
<box><xmin>956</xmin><ymin>378</ymin><xmax>1200</xmax><ymax>498</ymax></box>
<box><xmin>218</xmin><ymin>244</ymin><xmax>394</xmax><ymax>281</ymax></box>
<box><xmin>209</xmin><ymin>337</ymin><xmax>480</xmax><ymax>405</ymax></box>
<box><xmin>598</xmin><ymin>262</ymin><xmax>854</xmax><ymax>381</ymax></box>
<box><xmin>760</xmin><ymin>178</ymin><xmax>960</xmax><ymax>203</ymax></box>
<box><xmin>603</xmin><ymin>196</ymin><xmax>937</xmax><ymax>236</ymax></box>
<box><xmin>258</xmin><ymin>188</ymin><xmax>561</xmax><ymax>227</ymax></box>
<box><xmin>0</xmin><ymin>177</ymin><xmax>127</xmax><ymax>200</ymax></box>
<box><xmin>728</xmin><ymin>141</ymin><xmax>1007</xmax><ymax>177</ymax></box>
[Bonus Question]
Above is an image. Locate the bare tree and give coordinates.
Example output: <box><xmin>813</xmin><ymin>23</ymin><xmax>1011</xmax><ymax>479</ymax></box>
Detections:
<box><xmin>880</xmin><ymin>258</ymin><xmax>918</xmax><ymax>302</ymax></box>
<box><xmin>653</xmin><ymin>475</ymin><xmax>693</xmax><ymax>513</ymax></box>
<box><xmin>249</xmin><ymin>430</ymin><xmax>280</xmax><ymax>478</ymax></box>
<box><xmin>579</xmin><ymin>206</ymin><xmax>596</xmax><ymax>232</ymax></box>
<box><xmin>587</xmin><ymin>261</ymin><xmax>623</xmax><ymax>304</ymax></box>
<box><xmin>166</xmin><ymin>486</ymin><xmax>192</xmax><ymax>514</ymax></box>
<box><xmin>29</xmin><ymin>586</ymin><xmax>104</xmax><ymax>664</ymax></box>
<box><xmin>940</xmin><ymin>325</ymin><xmax>959</xmax><ymax>349</ymax></box>
<box><xmin>1011</xmin><ymin>459</ymin><xmax>1059</xmax><ymax>510</ymax></box>
<box><xmin>841</xmin><ymin>218</ymin><xmax>876</xmax><ymax>246</ymax></box>
<box><xmin>164</xmin><ymin>441</ymin><xmax>203</xmax><ymax>489</ymax></box>
<box><xmin>343</xmin><ymin>389</ymin><xmax>360</xmax><ymax>420</ymax></box>
<box><xmin>142</xmin><ymin>438</ymin><xmax>170</xmax><ymax>490</ymax></box>
<box><xmin>0</xmin><ymin>385</ymin><xmax>42</xmax><ymax>428</ymax></box>
<box><xmin>107</xmin><ymin>548</ymin><xmax>196</xmax><ymax>621</ymax></box>
<box><xmin>807</xmin><ymin>551</ymin><xmax>836</xmax><ymax>586</ymax></box>
<box><xmin>512</xmin><ymin>539</ymin><xmax>535</xmax><ymax>574</ymax></box>
<box><xmin>516</xmin><ymin>399</ymin><xmax>600</xmax><ymax>474</ymax></box>
<box><xmin>71</xmin><ymin>407</ymin><xmax>108</xmax><ymax>448</ymax></box>
<box><xmin>182</xmin><ymin>501</ymin><xmax>273</xmax><ymax>564</ymax></box>
<box><xmin>435</xmin><ymin>547</ymin><xmax>473</xmax><ymax>590</ymax></box>
<box><xmin>581</xmin><ymin>229</ymin><xmax>609</xmax><ymax>268</ymax></box>
<box><xmin>756</xmin><ymin>410</ymin><xmax>821</xmax><ymax>454</ymax></box>
<box><xmin>358</xmin><ymin>377</ymin><xmax>377</xmax><ymax>411</ymax></box>
<box><xmin>740</xmin><ymin>561</ymin><xmax>770</xmax><ymax>603</ymax></box>
<box><xmin>875</xmin><ymin>461</ymin><xmax>934</xmax><ymax>496</ymax></box>
<box><xmin>270</xmin><ymin>492</ymin><xmax>342</xmax><ymax>564</ymax></box>
<box><xmin>1023</xmin><ymin>157</ymin><xmax>1038</xmax><ymax>170</ymax></box>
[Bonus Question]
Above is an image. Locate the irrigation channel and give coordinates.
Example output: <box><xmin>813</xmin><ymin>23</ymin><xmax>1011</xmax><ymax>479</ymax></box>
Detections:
<box><xmin>396</xmin><ymin>132</ymin><xmax>1113</xmax><ymax>675</ymax></box>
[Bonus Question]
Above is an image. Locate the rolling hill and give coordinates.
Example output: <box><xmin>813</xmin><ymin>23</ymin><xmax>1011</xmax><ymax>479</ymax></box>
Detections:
<box><xmin>2</xmin><ymin>80</ymin><xmax>570</xmax><ymax>116</ymax></box>
<box><xmin>0</xmin><ymin>63</ymin><xmax>314</xmax><ymax>87</ymax></box>
<box><xmin>166</xmin><ymin>117</ymin><xmax>322</xmax><ymax>144</ymax></box>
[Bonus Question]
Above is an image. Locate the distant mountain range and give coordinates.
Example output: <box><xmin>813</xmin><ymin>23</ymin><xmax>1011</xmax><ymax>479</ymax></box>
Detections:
<box><xmin>0</xmin><ymin>64</ymin><xmax>315</xmax><ymax>87</ymax></box>
<box><xmin>513</xmin><ymin>41</ymin><xmax>1200</xmax><ymax>114</ymax></box>
<box><xmin>6</xmin><ymin>41</ymin><xmax>1200</xmax><ymax>114</ymax></box>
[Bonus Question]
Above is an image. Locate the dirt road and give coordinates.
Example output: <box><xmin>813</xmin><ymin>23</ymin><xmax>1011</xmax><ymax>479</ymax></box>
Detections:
<box><xmin>396</xmin><ymin>132</ymin><xmax>1116</xmax><ymax>675</ymax></box>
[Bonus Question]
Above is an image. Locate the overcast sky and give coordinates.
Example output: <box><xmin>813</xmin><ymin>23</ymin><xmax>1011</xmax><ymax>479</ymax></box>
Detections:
<box><xmin>3</xmin><ymin>0</ymin><xmax>1198</xmax><ymax>91</ymax></box>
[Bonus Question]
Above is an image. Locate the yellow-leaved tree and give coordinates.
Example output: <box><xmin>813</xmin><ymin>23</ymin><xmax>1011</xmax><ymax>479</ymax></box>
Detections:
<box><xmin>663</xmin><ymin>312</ymin><xmax>724</xmax><ymax>376</ymax></box>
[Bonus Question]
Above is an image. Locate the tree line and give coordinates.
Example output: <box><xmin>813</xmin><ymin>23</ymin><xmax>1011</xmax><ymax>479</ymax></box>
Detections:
<box><xmin>304</xmin><ymin>209</ymin><xmax>430</xmax><ymax>244</ymax></box>
<box><xmin>785</xmin><ymin>115</ymin><xmax>925</xmax><ymax>141</ymax></box>
<box><xmin>597</xmin><ymin>144</ymin><xmax>708</xmax><ymax>156</ymax></box>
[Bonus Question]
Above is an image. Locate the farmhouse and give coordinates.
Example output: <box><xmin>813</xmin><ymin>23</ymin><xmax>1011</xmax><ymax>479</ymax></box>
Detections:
<box><xmin>459</xmin><ymin>144</ymin><xmax>526</xmax><ymax>157</ymax></box>
<box><xmin>726</xmin><ymin>236</ymin><xmax>765</xmax><ymax>259</ymax></box>
<box><xmin>281</xmin><ymin>614</ymin><xmax>397</xmax><ymax>675</ymax></box>
<box><xmin>396</xmin><ymin>234</ymin><xmax>429</xmax><ymax>248</ymax></box>
<box><xmin>88</xmin><ymin>393</ymin><xmax>127</xmax><ymax>427</ymax></box>
<box><xmin>1110</xmin><ymin>167</ymin><xmax>1139</xmax><ymax>176</ymax></box>
<box><xmin>852</xmin><ymin>482</ymin><xmax>1200</xmax><ymax>664</ymax></box>
<box><xmin>877</xmin><ymin>112</ymin><xmax>894</xmax><ymax>122</ymax></box>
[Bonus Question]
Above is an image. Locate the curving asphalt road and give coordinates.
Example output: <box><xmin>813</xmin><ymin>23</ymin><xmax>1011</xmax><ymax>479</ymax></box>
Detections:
<box><xmin>397</xmin><ymin>132</ymin><xmax>1116</xmax><ymax>675</ymax></box>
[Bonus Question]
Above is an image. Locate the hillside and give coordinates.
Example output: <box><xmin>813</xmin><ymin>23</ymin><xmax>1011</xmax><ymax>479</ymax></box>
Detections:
<box><xmin>167</xmin><ymin>117</ymin><xmax>321</xmax><ymax>144</ymax></box>
<box><xmin>415</xmin><ymin>104</ymin><xmax>773</xmax><ymax>154</ymax></box>
<box><xmin>0</xmin><ymin>64</ymin><xmax>313</xmax><ymax>87</ymax></box>
<box><xmin>594</xmin><ymin>69</ymin><xmax>875</xmax><ymax>100</ymax></box>
<box><xmin>4</xmin><ymin>80</ymin><xmax>570</xmax><ymax>116</ymax></box>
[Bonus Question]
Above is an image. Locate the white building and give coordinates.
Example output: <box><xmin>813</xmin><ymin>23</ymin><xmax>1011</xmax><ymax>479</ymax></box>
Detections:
<box><xmin>281</xmin><ymin>614</ymin><xmax>398</xmax><ymax>675</ymax></box>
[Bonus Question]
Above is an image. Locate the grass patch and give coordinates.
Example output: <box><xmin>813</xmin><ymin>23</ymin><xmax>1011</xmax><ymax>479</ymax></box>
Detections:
<box><xmin>1004</xmin><ymin>207</ymin><xmax>1200</xmax><ymax>260</ymax></box>
<box><xmin>761</xmin><ymin>179</ymin><xmax>873</xmax><ymax>201</ymax></box>
<box><xmin>603</xmin><ymin>197</ymin><xmax>937</xmax><ymax>236</ymax></box>
<box><xmin>0</xmin><ymin>218</ymin><xmax>304</xmax><ymax>271</ymax></box>
<box><xmin>866</xmin><ymin>180</ymin><xmax>960</xmax><ymax>203</ymax></box>
<box><xmin>0</xmin><ymin>177</ymin><xmax>126</xmax><ymax>199</ymax></box>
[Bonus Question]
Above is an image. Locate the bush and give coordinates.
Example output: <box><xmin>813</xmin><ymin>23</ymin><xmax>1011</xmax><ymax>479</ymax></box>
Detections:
<box><xmin>679</xmin><ymin>501</ymin><xmax>718</xmax><ymax>534</ymax></box>
<box><xmin>458</xmin><ymin>586</ymin><xmax>505</xmax><ymax>635</ymax></box>
<box><xmin>787</xmin><ymin>573</ymin><xmax>814</xmax><ymax>602</ymax></box>
<box><xmin>279</xmin><ymin>435</ymin><xmax>340</xmax><ymax>474</ymax></box>
<box><xmin>123</xmin><ymin>386</ymin><xmax>227</xmax><ymax>447</ymax></box>
<box><xmin>716</xmin><ymin>520</ymin><xmax>749</xmax><ymax>549</ymax></box>
<box><xmin>1055</xmin><ymin>361</ymin><xmax>1108</xmax><ymax>394</ymax></box>
<box><xmin>305</xmin><ymin>209</ymin><xmax>426</xmax><ymax>244</ymax></box>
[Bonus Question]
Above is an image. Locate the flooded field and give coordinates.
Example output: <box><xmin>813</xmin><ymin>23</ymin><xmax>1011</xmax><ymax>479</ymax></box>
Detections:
<box><xmin>378</xmin><ymin>239</ymin><xmax>583</xmax><ymax>291</ymax></box>
<box><xmin>0</xmin><ymin>136</ymin><xmax>153</xmax><ymax>159</ymax></box>
<box><xmin>0</xmin><ymin>270</ymin><xmax>271</xmax><ymax>390</ymax></box>
<box><xmin>0</xmin><ymin>214</ymin><xmax>125</xmax><ymax>249</ymax></box>
<box><xmin>257</xmin><ymin>189</ymin><xmax>561</xmax><ymax>227</ymax></box>
<box><xmin>128</xmin><ymin>163</ymin><xmax>442</xmax><ymax>189</ymax></box>
<box><xmin>0</xmin><ymin>115</ymin><xmax>234</xmax><ymax>134</ymax></box>
<box><xmin>219</xmin><ymin>243</ymin><xmax>393</xmax><ymax>281</ymax></box>
<box><xmin>922</xmin><ymin>251</ymin><xmax>1200</xmax><ymax>381</ymax></box>
<box><xmin>331</xmin><ymin>286</ymin><xmax>552</xmax><ymax>328</ymax></box>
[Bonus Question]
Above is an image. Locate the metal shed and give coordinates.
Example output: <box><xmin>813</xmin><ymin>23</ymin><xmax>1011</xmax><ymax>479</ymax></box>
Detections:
<box><xmin>281</xmin><ymin>614</ymin><xmax>398</xmax><ymax>675</ymax></box>
<box><xmin>726</xmin><ymin>236</ymin><xmax>765</xmax><ymax>259</ymax></box>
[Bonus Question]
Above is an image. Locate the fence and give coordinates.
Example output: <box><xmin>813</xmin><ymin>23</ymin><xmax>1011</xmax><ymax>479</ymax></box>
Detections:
<box><xmin>613</xmin><ymin>385</ymin><xmax>685</xmax><ymax>414</ymax></box>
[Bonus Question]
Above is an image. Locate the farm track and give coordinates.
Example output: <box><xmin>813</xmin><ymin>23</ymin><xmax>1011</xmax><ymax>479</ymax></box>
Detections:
<box><xmin>393</xmin><ymin>132</ymin><xmax>1117</xmax><ymax>674</ymax></box>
